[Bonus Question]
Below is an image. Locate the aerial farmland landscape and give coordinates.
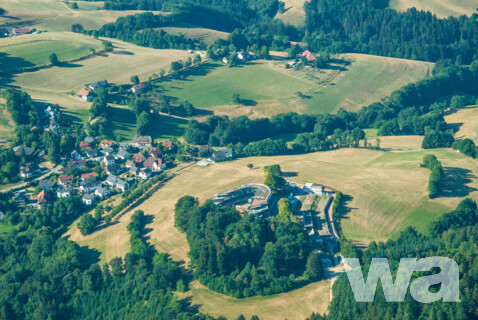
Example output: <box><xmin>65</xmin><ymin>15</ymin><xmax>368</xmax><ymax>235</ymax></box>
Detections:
<box><xmin>0</xmin><ymin>0</ymin><xmax>477</xmax><ymax>319</ymax></box>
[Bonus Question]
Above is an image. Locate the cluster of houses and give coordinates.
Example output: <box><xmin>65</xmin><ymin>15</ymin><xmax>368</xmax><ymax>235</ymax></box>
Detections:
<box><xmin>0</xmin><ymin>28</ymin><xmax>37</xmax><ymax>38</ymax></box>
<box><xmin>12</xmin><ymin>135</ymin><xmax>171</xmax><ymax>208</ymax></box>
<box><xmin>222</xmin><ymin>51</ymin><xmax>257</xmax><ymax>65</ymax></box>
<box><xmin>76</xmin><ymin>80</ymin><xmax>108</xmax><ymax>101</ymax></box>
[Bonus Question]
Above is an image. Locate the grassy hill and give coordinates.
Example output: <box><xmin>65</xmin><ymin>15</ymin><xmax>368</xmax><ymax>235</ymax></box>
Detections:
<box><xmin>157</xmin><ymin>23</ymin><xmax>229</xmax><ymax>45</ymax></box>
<box><xmin>275</xmin><ymin>0</ymin><xmax>307</xmax><ymax>26</ymax></box>
<box><xmin>445</xmin><ymin>105</ymin><xmax>478</xmax><ymax>141</ymax></box>
<box><xmin>2</xmin><ymin>36</ymin><xmax>190</xmax><ymax>109</ymax></box>
<box><xmin>0</xmin><ymin>32</ymin><xmax>103</xmax><ymax>72</ymax></box>
<box><xmin>0</xmin><ymin>0</ymin><xmax>166</xmax><ymax>31</ymax></box>
<box><xmin>156</xmin><ymin>54</ymin><xmax>432</xmax><ymax>116</ymax></box>
<box><xmin>390</xmin><ymin>0</ymin><xmax>478</xmax><ymax>18</ymax></box>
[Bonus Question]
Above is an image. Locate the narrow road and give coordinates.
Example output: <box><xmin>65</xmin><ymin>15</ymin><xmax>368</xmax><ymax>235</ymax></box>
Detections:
<box><xmin>0</xmin><ymin>165</ymin><xmax>62</xmax><ymax>193</ymax></box>
<box><xmin>326</xmin><ymin>193</ymin><xmax>340</xmax><ymax>240</ymax></box>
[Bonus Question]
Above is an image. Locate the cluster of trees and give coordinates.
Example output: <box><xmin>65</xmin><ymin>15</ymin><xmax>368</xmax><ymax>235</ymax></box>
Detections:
<box><xmin>93</xmin><ymin>12</ymin><xmax>205</xmax><ymax>50</ymax></box>
<box><xmin>174</xmin><ymin>196</ymin><xmax>319</xmax><ymax>298</ymax></box>
<box><xmin>327</xmin><ymin>198</ymin><xmax>478</xmax><ymax>320</ymax></box>
<box><xmin>421</xmin><ymin>126</ymin><xmax>455</xmax><ymax>149</ymax></box>
<box><xmin>263</xmin><ymin>164</ymin><xmax>286</xmax><ymax>192</ymax></box>
<box><xmin>452</xmin><ymin>138</ymin><xmax>478</xmax><ymax>158</ymax></box>
<box><xmin>0</xmin><ymin>203</ymin><xmax>209</xmax><ymax>319</ymax></box>
<box><xmin>421</xmin><ymin>154</ymin><xmax>444</xmax><ymax>198</ymax></box>
<box><xmin>89</xmin><ymin>87</ymin><xmax>110</xmax><ymax>118</ymax></box>
<box><xmin>304</xmin><ymin>0</ymin><xmax>478</xmax><ymax>64</ymax></box>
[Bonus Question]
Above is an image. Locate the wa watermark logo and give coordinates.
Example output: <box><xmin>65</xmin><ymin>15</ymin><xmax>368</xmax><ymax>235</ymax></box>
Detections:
<box><xmin>344</xmin><ymin>257</ymin><xmax>460</xmax><ymax>303</ymax></box>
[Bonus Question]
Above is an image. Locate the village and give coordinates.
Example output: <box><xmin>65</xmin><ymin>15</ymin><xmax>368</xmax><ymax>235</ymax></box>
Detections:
<box><xmin>11</xmin><ymin>125</ymin><xmax>234</xmax><ymax>211</ymax></box>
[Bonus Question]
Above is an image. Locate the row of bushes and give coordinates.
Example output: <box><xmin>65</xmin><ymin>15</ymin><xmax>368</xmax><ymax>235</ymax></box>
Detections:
<box><xmin>332</xmin><ymin>191</ymin><xmax>342</xmax><ymax>220</ymax></box>
<box><xmin>105</xmin><ymin>173</ymin><xmax>167</xmax><ymax>222</ymax></box>
<box><xmin>421</xmin><ymin>154</ymin><xmax>444</xmax><ymax>198</ymax></box>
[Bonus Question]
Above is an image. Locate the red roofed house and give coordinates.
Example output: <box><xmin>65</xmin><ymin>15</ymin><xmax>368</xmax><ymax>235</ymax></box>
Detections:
<box><xmin>34</xmin><ymin>190</ymin><xmax>52</xmax><ymax>207</ymax></box>
<box><xmin>149</xmin><ymin>148</ymin><xmax>162</xmax><ymax>157</ymax></box>
<box><xmin>58</xmin><ymin>175</ymin><xmax>74</xmax><ymax>186</ymax></box>
<box><xmin>77</xmin><ymin>89</ymin><xmax>93</xmax><ymax>101</ymax></box>
<box><xmin>301</xmin><ymin>50</ymin><xmax>316</xmax><ymax>63</ymax></box>
<box><xmin>161</xmin><ymin>141</ymin><xmax>173</xmax><ymax>149</ymax></box>
<box><xmin>99</xmin><ymin>140</ymin><xmax>115</xmax><ymax>149</ymax></box>
<box><xmin>79</xmin><ymin>141</ymin><xmax>92</xmax><ymax>150</ymax></box>
<box><xmin>132</xmin><ymin>153</ymin><xmax>145</xmax><ymax>164</ymax></box>
<box><xmin>131</xmin><ymin>83</ymin><xmax>145</xmax><ymax>93</ymax></box>
<box><xmin>81</xmin><ymin>172</ymin><xmax>98</xmax><ymax>183</ymax></box>
<box><xmin>144</xmin><ymin>157</ymin><xmax>166</xmax><ymax>172</ymax></box>
<box><xmin>15</xmin><ymin>29</ymin><xmax>32</xmax><ymax>35</ymax></box>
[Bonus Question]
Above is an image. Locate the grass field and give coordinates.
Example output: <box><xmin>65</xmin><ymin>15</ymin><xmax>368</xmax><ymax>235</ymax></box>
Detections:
<box><xmin>275</xmin><ymin>0</ymin><xmax>307</xmax><ymax>26</ymax></box>
<box><xmin>0</xmin><ymin>32</ymin><xmax>103</xmax><ymax>71</ymax></box>
<box><xmin>445</xmin><ymin>106</ymin><xmax>478</xmax><ymax>141</ymax></box>
<box><xmin>105</xmin><ymin>105</ymin><xmax>188</xmax><ymax>141</ymax></box>
<box><xmin>155</xmin><ymin>54</ymin><xmax>432</xmax><ymax>116</ymax></box>
<box><xmin>0</xmin><ymin>0</ymin><xmax>166</xmax><ymax>32</ymax></box>
<box><xmin>390</xmin><ymin>0</ymin><xmax>478</xmax><ymax>17</ymax></box>
<box><xmin>2</xmin><ymin>37</ymin><xmax>191</xmax><ymax>110</ymax></box>
<box><xmin>158</xmin><ymin>23</ymin><xmax>229</xmax><ymax>45</ymax></box>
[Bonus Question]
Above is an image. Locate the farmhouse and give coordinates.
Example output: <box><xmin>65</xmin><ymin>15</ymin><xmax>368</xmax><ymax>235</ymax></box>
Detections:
<box><xmin>89</xmin><ymin>80</ymin><xmax>108</xmax><ymax>91</ymax></box>
<box><xmin>210</xmin><ymin>148</ymin><xmax>233</xmax><ymax>162</ymax></box>
<box><xmin>77</xmin><ymin>89</ymin><xmax>93</xmax><ymax>101</ymax></box>
<box><xmin>301</xmin><ymin>50</ymin><xmax>316</xmax><ymax>63</ymax></box>
<box><xmin>131</xmin><ymin>83</ymin><xmax>145</xmax><ymax>93</ymax></box>
<box><xmin>213</xmin><ymin>184</ymin><xmax>272</xmax><ymax>215</ymax></box>
<box><xmin>14</xmin><ymin>29</ymin><xmax>32</xmax><ymax>35</ymax></box>
<box><xmin>132</xmin><ymin>136</ymin><xmax>152</xmax><ymax>147</ymax></box>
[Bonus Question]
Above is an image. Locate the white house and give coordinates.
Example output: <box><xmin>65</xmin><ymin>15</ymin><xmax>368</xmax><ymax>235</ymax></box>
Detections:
<box><xmin>116</xmin><ymin>179</ymin><xmax>129</xmax><ymax>192</ymax></box>
<box><xmin>57</xmin><ymin>188</ymin><xmax>73</xmax><ymax>198</ymax></box>
<box><xmin>82</xmin><ymin>194</ymin><xmax>95</xmax><ymax>205</ymax></box>
<box><xmin>103</xmin><ymin>155</ymin><xmax>115</xmax><ymax>166</ymax></box>
<box><xmin>139</xmin><ymin>168</ymin><xmax>152</xmax><ymax>180</ymax></box>
<box><xmin>95</xmin><ymin>187</ymin><xmax>110</xmax><ymax>198</ymax></box>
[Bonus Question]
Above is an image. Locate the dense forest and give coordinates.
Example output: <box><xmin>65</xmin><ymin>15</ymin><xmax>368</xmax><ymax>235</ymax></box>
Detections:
<box><xmin>174</xmin><ymin>196</ymin><xmax>323</xmax><ymax>298</ymax></box>
<box><xmin>326</xmin><ymin>198</ymin><xmax>478</xmax><ymax>319</ymax></box>
<box><xmin>304</xmin><ymin>0</ymin><xmax>478</xmax><ymax>63</ymax></box>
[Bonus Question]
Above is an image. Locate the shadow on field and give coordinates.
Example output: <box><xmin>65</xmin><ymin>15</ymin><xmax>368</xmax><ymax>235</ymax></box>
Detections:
<box><xmin>0</xmin><ymin>52</ymin><xmax>33</xmax><ymax>87</ymax></box>
<box><xmin>112</xmin><ymin>50</ymin><xmax>134</xmax><ymax>55</ymax></box>
<box><xmin>441</xmin><ymin>167</ymin><xmax>477</xmax><ymax>198</ymax></box>
<box><xmin>340</xmin><ymin>194</ymin><xmax>355</xmax><ymax>220</ymax></box>
<box><xmin>447</xmin><ymin>121</ymin><xmax>463</xmax><ymax>134</ymax></box>
<box><xmin>78</xmin><ymin>245</ymin><xmax>102</xmax><ymax>266</ymax></box>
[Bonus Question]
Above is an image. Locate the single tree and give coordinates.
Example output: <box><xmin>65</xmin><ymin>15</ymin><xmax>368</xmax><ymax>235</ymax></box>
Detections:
<box><xmin>131</xmin><ymin>75</ymin><xmax>140</xmax><ymax>85</ymax></box>
<box><xmin>78</xmin><ymin>214</ymin><xmax>97</xmax><ymax>236</ymax></box>
<box><xmin>247</xmin><ymin>163</ymin><xmax>253</xmax><ymax>170</ymax></box>
<box><xmin>49</xmin><ymin>53</ymin><xmax>59</xmax><ymax>65</ymax></box>
<box><xmin>306</xmin><ymin>251</ymin><xmax>323</xmax><ymax>280</ymax></box>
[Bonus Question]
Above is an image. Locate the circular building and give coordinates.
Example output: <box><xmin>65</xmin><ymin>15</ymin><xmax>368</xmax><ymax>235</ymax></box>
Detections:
<box><xmin>212</xmin><ymin>184</ymin><xmax>272</xmax><ymax>215</ymax></box>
